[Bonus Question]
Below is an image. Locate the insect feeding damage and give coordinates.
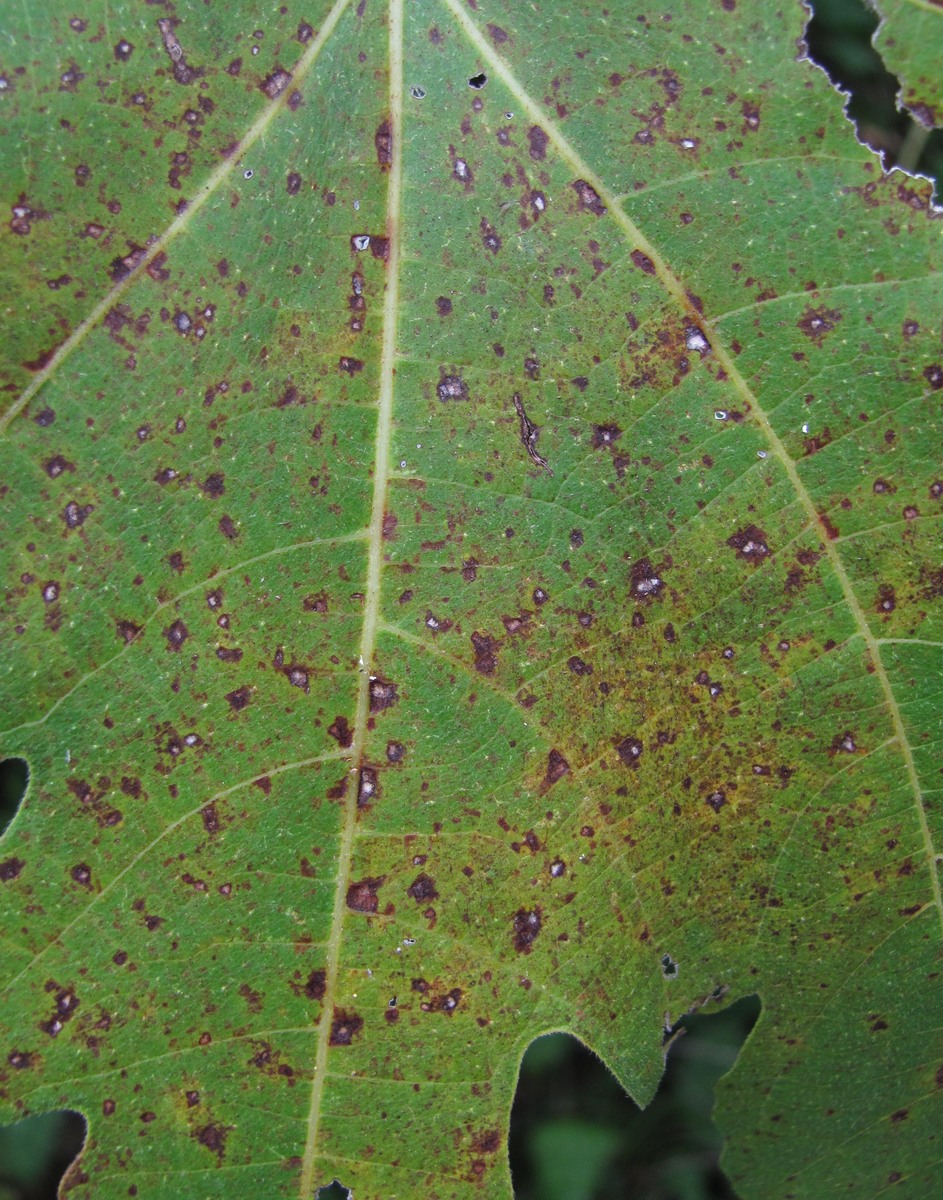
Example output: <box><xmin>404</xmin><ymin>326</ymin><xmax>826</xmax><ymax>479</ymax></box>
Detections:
<box><xmin>511</xmin><ymin>393</ymin><xmax>552</xmax><ymax>474</ymax></box>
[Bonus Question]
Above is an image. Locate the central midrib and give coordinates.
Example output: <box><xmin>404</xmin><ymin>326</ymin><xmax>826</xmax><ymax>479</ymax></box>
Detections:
<box><xmin>298</xmin><ymin>0</ymin><xmax>405</xmax><ymax>1191</ymax></box>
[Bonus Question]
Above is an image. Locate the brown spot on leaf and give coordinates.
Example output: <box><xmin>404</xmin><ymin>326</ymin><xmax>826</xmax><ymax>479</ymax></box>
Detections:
<box><xmin>193</xmin><ymin>1122</ymin><xmax>228</xmax><ymax>1161</ymax></box>
<box><xmin>304</xmin><ymin>969</ymin><xmax>326</xmax><ymax>1001</ymax></box>
<box><xmin>329</xmin><ymin>1009</ymin><xmax>363</xmax><ymax>1045</ymax></box>
<box><xmin>545</xmin><ymin>749</ymin><xmax>570</xmax><ymax>784</ymax></box>
<box><xmin>572</xmin><ymin>179</ymin><xmax>606</xmax><ymax>215</ymax></box>
<box><xmin>924</xmin><ymin>364</ymin><xmax>943</xmax><ymax>390</ymax></box>
<box><xmin>328</xmin><ymin>715</ymin><xmax>353</xmax><ymax>746</ymax></box>
<box><xmin>513</xmin><ymin>907</ymin><xmax>542</xmax><ymax>953</ymax></box>
<box><xmin>471</xmin><ymin>631</ymin><xmax>499</xmax><ymax>675</ymax></box>
<box><xmin>407</xmin><ymin>873</ymin><xmax>438</xmax><ymax>902</ymax></box>
<box><xmin>727</xmin><ymin>524</ymin><xmax>770</xmax><ymax>563</ymax></box>
<box><xmin>164</xmin><ymin>619</ymin><xmax>189</xmax><ymax>651</ymax></box>
<box><xmin>0</xmin><ymin>858</ymin><xmax>25</xmax><ymax>882</ymax></box>
<box><xmin>369</xmin><ymin>678</ymin><xmax>398</xmax><ymax>712</ymax></box>
<box><xmin>115</xmin><ymin>619</ymin><xmax>143</xmax><ymax>645</ymax></box>
<box><xmin>616</xmin><ymin>737</ymin><xmax>643</xmax><ymax>767</ymax></box>
<box><xmin>437</xmin><ymin>373</ymin><xmax>469</xmax><ymax>402</ymax></box>
<box><xmin>225</xmin><ymin>686</ymin><xmax>251</xmax><ymax>711</ymax></box>
<box><xmin>797</xmin><ymin>305</ymin><xmax>842</xmax><ymax>345</ymax></box>
<box><xmin>375</xmin><ymin>119</ymin><xmax>392</xmax><ymax>168</ymax></box>
<box><xmin>347</xmin><ymin>878</ymin><xmax>382</xmax><ymax>913</ymax></box>
<box><xmin>260</xmin><ymin>66</ymin><xmax>292</xmax><ymax>99</ymax></box>
<box><xmin>527</xmin><ymin>125</ymin><xmax>549</xmax><ymax>160</ymax></box>
<box><xmin>631</xmin><ymin>250</ymin><xmax>656</xmax><ymax>275</ymax></box>
<box><xmin>629</xmin><ymin>557</ymin><xmax>665</xmax><ymax>600</ymax></box>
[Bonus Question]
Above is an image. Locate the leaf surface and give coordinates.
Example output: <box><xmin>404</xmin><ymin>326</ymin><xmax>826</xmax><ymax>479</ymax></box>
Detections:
<box><xmin>874</xmin><ymin>0</ymin><xmax>943</xmax><ymax>128</ymax></box>
<box><xmin>1</xmin><ymin>2</ymin><xmax>941</xmax><ymax>1197</ymax></box>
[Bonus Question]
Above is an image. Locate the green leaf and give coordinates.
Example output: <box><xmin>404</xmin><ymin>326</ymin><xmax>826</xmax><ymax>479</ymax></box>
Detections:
<box><xmin>874</xmin><ymin>0</ymin><xmax>942</xmax><ymax>128</ymax></box>
<box><xmin>1</xmin><ymin>1</ymin><xmax>940</xmax><ymax>1197</ymax></box>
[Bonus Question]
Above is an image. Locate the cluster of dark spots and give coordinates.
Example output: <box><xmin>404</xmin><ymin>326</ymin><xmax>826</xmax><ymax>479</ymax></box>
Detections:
<box><xmin>631</xmin><ymin>249</ymin><xmax>656</xmax><ymax>276</ymax></box>
<box><xmin>347</xmin><ymin>878</ymin><xmax>383</xmax><ymax>913</ymax></box>
<box><xmin>369</xmin><ymin>678</ymin><xmax>398</xmax><ymax>712</ymax></box>
<box><xmin>471</xmin><ymin>631</ymin><xmax>499</xmax><ymax>675</ymax></box>
<box><xmin>727</xmin><ymin>524</ymin><xmax>770</xmax><ymax>563</ymax></box>
<box><xmin>571</xmin><ymin>179</ymin><xmax>605</xmax><ymax>215</ymax></box>
<box><xmin>0</xmin><ymin>857</ymin><xmax>25</xmax><ymax>882</ymax></box>
<box><xmin>436</xmin><ymin>296</ymin><xmax>453</xmax><ymax>316</ymax></box>
<box><xmin>39</xmin><ymin>981</ymin><xmax>80</xmax><ymax>1038</ymax></box>
<box><xmin>528</xmin><ymin>125</ymin><xmax>549</xmax><ymax>160</ymax></box>
<box><xmin>628</xmin><ymin>557</ymin><xmax>665</xmax><ymax>601</ymax></box>
<box><xmin>437</xmin><ymin>372</ymin><xmax>469</xmax><ymax>402</ymax></box>
<box><xmin>425</xmin><ymin>987</ymin><xmax>462</xmax><ymax>1015</ymax></box>
<box><xmin>425</xmin><ymin>610</ymin><xmax>454</xmax><ymax>634</ymax></box>
<box><xmin>224</xmin><ymin>686</ymin><xmax>251</xmax><ymax>712</ymax></box>
<box><xmin>339</xmin><ymin>356</ymin><xmax>364</xmax><ymax>375</ymax></box>
<box><xmin>329</xmin><ymin>1009</ymin><xmax>364</xmax><ymax>1046</ymax></box>
<box><xmin>303</xmin><ymin>591</ymin><xmax>329</xmax><ymax>613</ymax></box>
<box><xmin>7</xmin><ymin>1050</ymin><xmax>37</xmax><ymax>1069</ymax></box>
<box><xmin>216</xmin><ymin>646</ymin><xmax>242</xmax><ymax>663</ymax></box>
<box><xmin>239</xmin><ymin>983</ymin><xmax>263</xmax><ymax>1015</ymax></box>
<box><xmin>407</xmin><ymin>873</ymin><xmax>438</xmax><ymax>902</ymax></box>
<box><xmin>567</xmin><ymin>656</ymin><xmax>592</xmax><ymax>675</ymax></box>
<box><xmin>71</xmin><ymin>864</ymin><xmax>92</xmax><ymax>888</ymax></box>
<box><xmin>328</xmin><ymin>715</ymin><xmax>353</xmax><ymax>746</ymax></box>
<box><xmin>272</xmin><ymin>648</ymin><xmax>310</xmax><ymax>693</ymax></box>
<box><xmin>9</xmin><ymin>195</ymin><xmax>51</xmax><ymax>236</ymax></box>
<box><xmin>797</xmin><ymin>305</ymin><xmax>842</xmax><ymax>345</ymax></box>
<box><xmin>513</xmin><ymin>907</ymin><xmax>542</xmax><ymax>953</ymax></box>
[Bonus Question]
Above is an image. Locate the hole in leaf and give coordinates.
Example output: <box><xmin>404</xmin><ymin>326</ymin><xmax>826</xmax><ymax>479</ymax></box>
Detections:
<box><xmin>509</xmin><ymin>994</ymin><xmax>760</xmax><ymax>1200</ymax></box>
<box><xmin>316</xmin><ymin>1182</ymin><xmax>351</xmax><ymax>1199</ymax></box>
<box><xmin>0</xmin><ymin>756</ymin><xmax>28</xmax><ymax>838</ymax></box>
<box><xmin>0</xmin><ymin>1110</ymin><xmax>86</xmax><ymax>1200</ymax></box>
<box><xmin>804</xmin><ymin>0</ymin><xmax>942</xmax><ymax>195</ymax></box>
<box><xmin>468</xmin><ymin>72</ymin><xmax>487</xmax><ymax>89</ymax></box>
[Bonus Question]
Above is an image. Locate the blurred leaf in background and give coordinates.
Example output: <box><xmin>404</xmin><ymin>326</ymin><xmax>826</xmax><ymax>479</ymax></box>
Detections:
<box><xmin>805</xmin><ymin>0</ymin><xmax>943</xmax><ymax>188</ymax></box>
<box><xmin>510</xmin><ymin>998</ymin><xmax>761</xmax><ymax>1200</ymax></box>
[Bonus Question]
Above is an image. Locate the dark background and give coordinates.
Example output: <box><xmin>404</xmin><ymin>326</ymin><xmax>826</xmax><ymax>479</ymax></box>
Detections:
<box><xmin>1</xmin><ymin>0</ymin><xmax>939</xmax><ymax>1193</ymax></box>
